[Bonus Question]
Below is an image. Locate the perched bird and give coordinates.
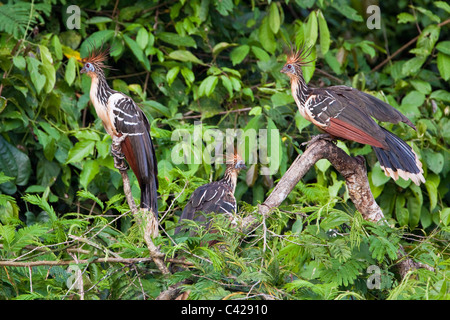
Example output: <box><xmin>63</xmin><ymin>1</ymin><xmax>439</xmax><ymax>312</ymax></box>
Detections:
<box><xmin>281</xmin><ymin>45</ymin><xmax>425</xmax><ymax>185</ymax></box>
<box><xmin>175</xmin><ymin>153</ymin><xmax>246</xmax><ymax>237</ymax></box>
<box><xmin>80</xmin><ymin>47</ymin><xmax>159</xmax><ymax>217</ymax></box>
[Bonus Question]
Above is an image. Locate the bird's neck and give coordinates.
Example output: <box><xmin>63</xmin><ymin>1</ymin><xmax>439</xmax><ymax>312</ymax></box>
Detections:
<box><xmin>221</xmin><ymin>167</ymin><xmax>238</xmax><ymax>193</ymax></box>
<box><xmin>90</xmin><ymin>72</ymin><xmax>114</xmax><ymax>109</ymax></box>
<box><xmin>291</xmin><ymin>74</ymin><xmax>310</xmax><ymax>107</ymax></box>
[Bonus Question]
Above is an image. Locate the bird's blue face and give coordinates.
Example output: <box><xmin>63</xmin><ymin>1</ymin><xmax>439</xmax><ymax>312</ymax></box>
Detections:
<box><xmin>80</xmin><ymin>62</ymin><xmax>95</xmax><ymax>74</ymax></box>
<box><xmin>235</xmin><ymin>160</ymin><xmax>246</xmax><ymax>170</ymax></box>
<box><xmin>281</xmin><ymin>63</ymin><xmax>297</xmax><ymax>76</ymax></box>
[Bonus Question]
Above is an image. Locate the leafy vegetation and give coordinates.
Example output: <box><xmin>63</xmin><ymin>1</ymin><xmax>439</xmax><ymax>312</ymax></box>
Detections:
<box><xmin>0</xmin><ymin>0</ymin><xmax>449</xmax><ymax>300</ymax></box>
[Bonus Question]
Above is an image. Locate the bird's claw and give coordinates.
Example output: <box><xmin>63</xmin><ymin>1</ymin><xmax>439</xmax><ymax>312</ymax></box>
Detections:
<box><xmin>111</xmin><ymin>134</ymin><xmax>129</xmax><ymax>171</ymax></box>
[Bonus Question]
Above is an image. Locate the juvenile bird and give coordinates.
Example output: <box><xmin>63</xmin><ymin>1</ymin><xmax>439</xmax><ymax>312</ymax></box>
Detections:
<box><xmin>281</xmin><ymin>45</ymin><xmax>425</xmax><ymax>185</ymax></box>
<box><xmin>175</xmin><ymin>153</ymin><xmax>246</xmax><ymax>237</ymax></box>
<box><xmin>80</xmin><ymin>47</ymin><xmax>159</xmax><ymax>220</ymax></box>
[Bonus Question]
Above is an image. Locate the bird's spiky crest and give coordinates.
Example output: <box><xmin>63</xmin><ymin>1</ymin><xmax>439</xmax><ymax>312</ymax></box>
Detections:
<box><xmin>286</xmin><ymin>43</ymin><xmax>315</xmax><ymax>68</ymax></box>
<box><xmin>225</xmin><ymin>147</ymin><xmax>243</xmax><ymax>166</ymax></box>
<box><xmin>82</xmin><ymin>44</ymin><xmax>110</xmax><ymax>70</ymax></box>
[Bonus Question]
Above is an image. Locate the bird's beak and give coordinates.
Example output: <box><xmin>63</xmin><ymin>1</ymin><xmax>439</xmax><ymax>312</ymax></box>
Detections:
<box><xmin>80</xmin><ymin>66</ymin><xmax>87</xmax><ymax>74</ymax></box>
<box><xmin>280</xmin><ymin>65</ymin><xmax>288</xmax><ymax>73</ymax></box>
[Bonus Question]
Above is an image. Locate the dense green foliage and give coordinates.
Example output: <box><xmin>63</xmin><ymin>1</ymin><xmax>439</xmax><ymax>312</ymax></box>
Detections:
<box><xmin>0</xmin><ymin>0</ymin><xmax>449</xmax><ymax>300</ymax></box>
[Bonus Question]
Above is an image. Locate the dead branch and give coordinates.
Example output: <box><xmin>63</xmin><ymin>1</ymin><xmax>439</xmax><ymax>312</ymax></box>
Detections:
<box><xmin>115</xmin><ymin>153</ymin><xmax>170</xmax><ymax>275</ymax></box>
<box><xmin>242</xmin><ymin>138</ymin><xmax>432</xmax><ymax>277</ymax></box>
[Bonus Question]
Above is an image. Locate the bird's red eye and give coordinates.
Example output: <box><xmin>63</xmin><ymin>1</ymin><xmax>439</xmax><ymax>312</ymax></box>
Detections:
<box><xmin>287</xmin><ymin>65</ymin><xmax>292</xmax><ymax>69</ymax></box>
<box><xmin>86</xmin><ymin>63</ymin><xmax>91</xmax><ymax>68</ymax></box>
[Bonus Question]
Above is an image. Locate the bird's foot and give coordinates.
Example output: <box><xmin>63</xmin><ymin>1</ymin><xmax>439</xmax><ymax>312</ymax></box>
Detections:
<box><xmin>301</xmin><ymin>133</ymin><xmax>336</xmax><ymax>147</ymax></box>
<box><xmin>113</xmin><ymin>156</ymin><xmax>128</xmax><ymax>171</ymax></box>
<box><xmin>111</xmin><ymin>134</ymin><xmax>128</xmax><ymax>171</ymax></box>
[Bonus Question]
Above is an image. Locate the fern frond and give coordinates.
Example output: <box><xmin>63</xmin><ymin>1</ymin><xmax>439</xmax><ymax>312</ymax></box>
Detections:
<box><xmin>0</xmin><ymin>3</ymin><xmax>31</xmax><ymax>39</ymax></box>
<box><xmin>22</xmin><ymin>194</ymin><xmax>57</xmax><ymax>222</ymax></box>
<box><xmin>8</xmin><ymin>224</ymin><xmax>49</xmax><ymax>253</ymax></box>
<box><xmin>77</xmin><ymin>190</ymin><xmax>105</xmax><ymax>211</ymax></box>
<box><xmin>320</xmin><ymin>258</ymin><xmax>365</xmax><ymax>287</ymax></box>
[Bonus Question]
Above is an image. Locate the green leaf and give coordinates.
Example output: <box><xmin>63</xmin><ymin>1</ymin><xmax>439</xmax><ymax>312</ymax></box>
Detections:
<box><xmin>409</xmin><ymin>79</ymin><xmax>431</xmax><ymax>95</ymax></box>
<box><xmin>158</xmin><ymin>159</ymin><xmax>174</xmax><ymax>182</ymax></box>
<box><xmin>65</xmin><ymin>56</ymin><xmax>77</xmax><ymax>86</ymax></box>
<box><xmin>416</xmin><ymin>24</ymin><xmax>440</xmax><ymax>55</ymax></box>
<box><xmin>436</xmin><ymin>41</ymin><xmax>450</xmax><ymax>55</ymax></box>
<box><xmin>295</xmin><ymin>111</ymin><xmax>311</xmax><ymax>133</ymax></box>
<box><xmin>168</xmin><ymin>50</ymin><xmax>204</xmax><ymax>65</ymax></box>
<box><xmin>440</xmin><ymin>208</ymin><xmax>450</xmax><ymax>226</ymax></box>
<box><xmin>80</xmin><ymin>160</ymin><xmax>100</xmax><ymax>189</ymax></box>
<box><xmin>423</xmin><ymin>149</ymin><xmax>444</xmax><ymax>174</ymax></box>
<box><xmin>181</xmin><ymin>67</ymin><xmax>195</xmax><ymax>85</ymax></box>
<box><xmin>136</xmin><ymin>27</ymin><xmax>149</xmax><ymax>50</ymax></box>
<box><xmin>435</xmin><ymin>1</ymin><xmax>450</xmax><ymax>14</ymax></box>
<box><xmin>251</xmin><ymin>46</ymin><xmax>270</xmax><ymax>62</ymax></box>
<box><xmin>26</xmin><ymin>56</ymin><xmax>45</xmax><ymax>94</ymax></box>
<box><xmin>271</xmin><ymin>92</ymin><xmax>294</xmax><ymax>107</ymax></box>
<box><xmin>230</xmin><ymin>45</ymin><xmax>250</xmax><ymax>66</ymax></box>
<box><xmin>318</xmin><ymin>10</ymin><xmax>330</xmax><ymax>55</ymax></box>
<box><xmin>13</xmin><ymin>56</ymin><xmax>26</xmax><ymax>70</ymax></box>
<box><xmin>0</xmin><ymin>135</ymin><xmax>31</xmax><ymax>192</ymax></box>
<box><xmin>214</xmin><ymin>0</ymin><xmax>233</xmax><ymax>16</ymax></box>
<box><xmin>424</xmin><ymin>173</ymin><xmax>439</xmax><ymax>211</ymax></box>
<box><xmin>166</xmin><ymin>66</ymin><xmax>180</xmax><ymax>86</ymax></box>
<box><xmin>258</xmin><ymin>17</ymin><xmax>276</xmax><ymax>54</ymax></box>
<box><xmin>80</xmin><ymin>30</ymin><xmax>115</xmax><ymax>57</ymax></box>
<box><xmin>402</xmin><ymin>56</ymin><xmax>426</xmax><ymax>76</ymax></box>
<box><xmin>142</xmin><ymin>100</ymin><xmax>171</xmax><ymax>118</ymax></box>
<box><xmin>397</xmin><ymin>12</ymin><xmax>415</xmax><ymax>24</ymax></box>
<box><xmin>371</xmin><ymin>162</ymin><xmax>391</xmax><ymax>187</ymax></box>
<box><xmin>123</xmin><ymin>34</ymin><xmax>150</xmax><ymax>71</ymax></box>
<box><xmin>437</xmin><ymin>52</ymin><xmax>450</xmax><ymax>81</ymax></box>
<box><xmin>408</xmin><ymin>184</ymin><xmax>423</xmax><ymax>229</ymax></box>
<box><xmin>220</xmin><ymin>75</ymin><xmax>233</xmax><ymax>96</ymax></box>
<box><xmin>269</xmin><ymin>2</ymin><xmax>280</xmax><ymax>34</ymax></box>
<box><xmin>212</xmin><ymin>42</ymin><xmax>237</xmax><ymax>56</ymax></box>
<box><xmin>430</xmin><ymin>90</ymin><xmax>450</xmax><ymax>102</ymax></box>
<box><xmin>332</xmin><ymin>1</ymin><xmax>363</xmax><ymax>21</ymax></box>
<box><xmin>399</xmin><ymin>90</ymin><xmax>425</xmax><ymax>121</ymax></box>
<box><xmin>198</xmin><ymin>76</ymin><xmax>219</xmax><ymax>97</ymax></box>
<box><xmin>85</xmin><ymin>16</ymin><xmax>113</xmax><ymax>24</ymax></box>
<box><xmin>303</xmin><ymin>11</ymin><xmax>318</xmax><ymax>48</ymax></box>
<box><xmin>158</xmin><ymin>32</ymin><xmax>196</xmax><ymax>47</ymax></box>
<box><xmin>66</xmin><ymin>140</ymin><xmax>96</xmax><ymax>164</ymax></box>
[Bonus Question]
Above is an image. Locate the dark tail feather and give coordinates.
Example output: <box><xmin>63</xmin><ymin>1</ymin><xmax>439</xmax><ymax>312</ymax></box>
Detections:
<box><xmin>141</xmin><ymin>181</ymin><xmax>158</xmax><ymax>218</ymax></box>
<box><xmin>122</xmin><ymin>132</ymin><xmax>159</xmax><ymax>217</ymax></box>
<box><xmin>373</xmin><ymin>128</ymin><xmax>425</xmax><ymax>185</ymax></box>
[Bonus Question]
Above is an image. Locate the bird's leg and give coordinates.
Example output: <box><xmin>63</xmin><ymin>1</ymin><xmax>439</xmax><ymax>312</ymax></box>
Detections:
<box><xmin>301</xmin><ymin>133</ymin><xmax>337</xmax><ymax>147</ymax></box>
<box><xmin>111</xmin><ymin>134</ymin><xmax>128</xmax><ymax>171</ymax></box>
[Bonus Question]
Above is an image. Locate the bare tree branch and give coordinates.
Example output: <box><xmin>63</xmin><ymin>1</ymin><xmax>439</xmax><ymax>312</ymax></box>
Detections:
<box><xmin>241</xmin><ymin>138</ymin><xmax>432</xmax><ymax>277</ymax></box>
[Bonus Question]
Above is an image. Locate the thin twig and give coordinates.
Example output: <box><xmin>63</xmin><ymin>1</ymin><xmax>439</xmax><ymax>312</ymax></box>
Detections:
<box><xmin>371</xmin><ymin>18</ymin><xmax>450</xmax><ymax>72</ymax></box>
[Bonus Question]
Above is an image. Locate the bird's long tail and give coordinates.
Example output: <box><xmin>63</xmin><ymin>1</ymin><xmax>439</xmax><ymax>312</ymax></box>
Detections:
<box><xmin>373</xmin><ymin>128</ymin><xmax>425</xmax><ymax>185</ymax></box>
<box><xmin>141</xmin><ymin>180</ymin><xmax>158</xmax><ymax>218</ymax></box>
<box><xmin>121</xmin><ymin>132</ymin><xmax>159</xmax><ymax>218</ymax></box>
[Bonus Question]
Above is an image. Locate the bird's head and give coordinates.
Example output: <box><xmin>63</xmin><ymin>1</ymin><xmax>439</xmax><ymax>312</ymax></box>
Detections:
<box><xmin>226</xmin><ymin>152</ymin><xmax>247</xmax><ymax>172</ymax></box>
<box><xmin>281</xmin><ymin>44</ymin><xmax>314</xmax><ymax>79</ymax></box>
<box><xmin>80</xmin><ymin>46</ymin><xmax>109</xmax><ymax>78</ymax></box>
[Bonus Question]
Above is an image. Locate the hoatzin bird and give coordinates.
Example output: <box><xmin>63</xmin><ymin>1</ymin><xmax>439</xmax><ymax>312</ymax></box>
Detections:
<box><xmin>80</xmin><ymin>48</ymin><xmax>159</xmax><ymax>216</ymax></box>
<box><xmin>175</xmin><ymin>153</ymin><xmax>246</xmax><ymax>237</ymax></box>
<box><xmin>281</xmin><ymin>46</ymin><xmax>425</xmax><ymax>185</ymax></box>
